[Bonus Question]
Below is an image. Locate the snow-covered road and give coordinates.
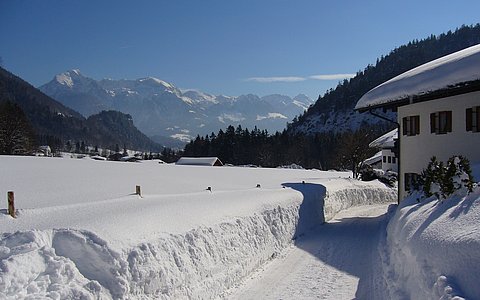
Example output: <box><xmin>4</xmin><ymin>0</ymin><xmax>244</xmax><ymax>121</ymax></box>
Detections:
<box><xmin>227</xmin><ymin>204</ymin><xmax>391</xmax><ymax>300</ymax></box>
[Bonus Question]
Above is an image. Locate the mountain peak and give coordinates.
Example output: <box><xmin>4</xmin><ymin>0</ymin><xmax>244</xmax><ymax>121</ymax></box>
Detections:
<box><xmin>54</xmin><ymin>69</ymin><xmax>84</xmax><ymax>88</ymax></box>
<box><xmin>138</xmin><ymin>77</ymin><xmax>174</xmax><ymax>89</ymax></box>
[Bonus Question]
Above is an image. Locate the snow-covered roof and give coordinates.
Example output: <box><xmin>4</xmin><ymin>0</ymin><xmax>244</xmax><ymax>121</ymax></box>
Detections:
<box><xmin>363</xmin><ymin>151</ymin><xmax>382</xmax><ymax>166</ymax></box>
<box><xmin>176</xmin><ymin>157</ymin><xmax>223</xmax><ymax>166</ymax></box>
<box><xmin>355</xmin><ymin>44</ymin><xmax>480</xmax><ymax>111</ymax></box>
<box><xmin>369</xmin><ymin>128</ymin><xmax>397</xmax><ymax>148</ymax></box>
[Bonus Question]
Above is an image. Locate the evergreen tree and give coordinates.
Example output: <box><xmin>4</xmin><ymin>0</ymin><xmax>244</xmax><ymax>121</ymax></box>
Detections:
<box><xmin>0</xmin><ymin>101</ymin><xmax>35</xmax><ymax>154</ymax></box>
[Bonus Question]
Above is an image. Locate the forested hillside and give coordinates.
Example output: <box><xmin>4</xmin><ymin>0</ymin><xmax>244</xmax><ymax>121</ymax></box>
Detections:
<box><xmin>289</xmin><ymin>24</ymin><xmax>480</xmax><ymax>135</ymax></box>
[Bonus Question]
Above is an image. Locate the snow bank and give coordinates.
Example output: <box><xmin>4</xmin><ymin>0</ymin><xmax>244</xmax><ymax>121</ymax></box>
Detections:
<box><xmin>322</xmin><ymin>178</ymin><xmax>397</xmax><ymax>221</ymax></box>
<box><xmin>382</xmin><ymin>187</ymin><xmax>480</xmax><ymax>299</ymax></box>
<box><xmin>1</xmin><ymin>203</ymin><xmax>300</xmax><ymax>299</ymax></box>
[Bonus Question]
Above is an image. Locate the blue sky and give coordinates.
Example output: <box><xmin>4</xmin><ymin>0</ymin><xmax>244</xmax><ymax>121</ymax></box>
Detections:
<box><xmin>1</xmin><ymin>0</ymin><xmax>480</xmax><ymax>99</ymax></box>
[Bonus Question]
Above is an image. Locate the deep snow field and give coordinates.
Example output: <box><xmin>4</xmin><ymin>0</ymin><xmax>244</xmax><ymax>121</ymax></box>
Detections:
<box><xmin>1</xmin><ymin>155</ymin><xmax>478</xmax><ymax>299</ymax></box>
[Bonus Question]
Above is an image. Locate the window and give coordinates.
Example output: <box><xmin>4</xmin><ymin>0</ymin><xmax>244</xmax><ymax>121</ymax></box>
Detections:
<box><xmin>404</xmin><ymin>173</ymin><xmax>420</xmax><ymax>192</ymax></box>
<box><xmin>388</xmin><ymin>156</ymin><xmax>392</xmax><ymax>164</ymax></box>
<box><xmin>392</xmin><ymin>157</ymin><xmax>396</xmax><ymax>164</ymax></box>
<box><xmin>402</xmin><ymin>115</ymin><xmax>420</xmax><ymax>136</ymax></box>
<box><xmin>466</xmin><ymin>106</ymin><xmax>480</xmax><ymax>132</ymax></box>
<box><xmin>430</xmin><ymin>111</ymin><xmax>452</xmax><ymax>134</ymax></box>
<box><xmin>383</xmin><ymin>156</ymin><xmax>386</xmax><ymax>163</ymax></box>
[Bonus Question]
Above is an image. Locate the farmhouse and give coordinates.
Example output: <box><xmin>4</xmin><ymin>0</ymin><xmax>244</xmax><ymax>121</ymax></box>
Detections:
<box><xmin>176</xmin><ymin>157</ymin><xmax>224</xmax><ymax>166</ymax></box>
<box><xmin>355</xmin><ymin>44</ymin><xmax>480</xmax><ymax>200</ymax></box>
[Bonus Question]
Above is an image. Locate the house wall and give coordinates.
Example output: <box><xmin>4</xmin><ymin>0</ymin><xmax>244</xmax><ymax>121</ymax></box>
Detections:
<box><xmin>398</xmin><ymin>91</ymin><xmax>480</xmax><ymax>199</ymax></box>
<box><xmin>381</xmin><ymin>149</ymin><xmax>398</xmax><ymax>173</ymax></box>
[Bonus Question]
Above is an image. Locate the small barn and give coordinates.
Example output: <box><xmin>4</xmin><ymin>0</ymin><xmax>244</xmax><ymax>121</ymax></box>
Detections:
<box><xmin>176</xmin><ymin>157</ymin><xmax>224</xmax><ymax>166</ymax></box>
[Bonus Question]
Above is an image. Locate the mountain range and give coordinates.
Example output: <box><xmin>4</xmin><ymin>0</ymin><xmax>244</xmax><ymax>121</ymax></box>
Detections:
<box><xmin>0</xmin><ymin>67</ymin><xmax>162</xmax><ymax>152</ymax></box>
<box><xmin>39</xmin><ymin>71</ymin><xmax>313</xmax><ymax>144</ymax></box>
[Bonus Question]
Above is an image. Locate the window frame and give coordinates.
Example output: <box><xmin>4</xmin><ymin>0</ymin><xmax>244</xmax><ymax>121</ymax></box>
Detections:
<box><xmin>430</xmin><ymin>110</ymin><xmax>452</xmax><ymax>134</ymax></box>
<box><xmin>402</xmin><ymin>115</ymin><xmax>420</xmax><ymax>136</ymax></box>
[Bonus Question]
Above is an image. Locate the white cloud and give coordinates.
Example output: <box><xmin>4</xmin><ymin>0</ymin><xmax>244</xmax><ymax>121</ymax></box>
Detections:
<box><xmin>309</xmin><ymin>73</ymin><xmax>355</xmax><ymax>80</ymax></box>
<box><xmin>245</xmin><ymin>76</ymin><xmax>306</xmax><ymax>83</ymax></box>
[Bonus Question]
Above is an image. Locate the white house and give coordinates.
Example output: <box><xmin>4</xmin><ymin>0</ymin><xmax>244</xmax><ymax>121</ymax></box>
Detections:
<box><xmin>176</xmin><ymin>157</ymin><xmax>224</xmax><ymax>166</ymax></box>
<box><xmin>368</xmin><ymin>128</ymin><xmax>398</xmax><ymax>173</ymax></box>
<box><xmin>355</xmin><ymin>44</ymin><xmax>480</xmax><ymax>200</ymax></box>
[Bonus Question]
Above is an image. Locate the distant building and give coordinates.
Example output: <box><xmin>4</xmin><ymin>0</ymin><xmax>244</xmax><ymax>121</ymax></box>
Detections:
<box><xmin>176</xmin><ymin>157</ymin><xmax>224</xmax><ymax>166</ymax></box>
<box><xmin>368</xmin><ymin>128</ymin><xmax>398</xmax><ymax>173</ymax></box>
<box><xmin>356</xmin><ymin>44</ymin><xmax>480</xmax><ymax>200</ymax></box>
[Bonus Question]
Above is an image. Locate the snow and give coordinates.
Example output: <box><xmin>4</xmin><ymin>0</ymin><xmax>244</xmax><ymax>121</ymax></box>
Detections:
<box><xmin>217</xmin><ymin>113</ymin><xmax>245</xmax><ymax>123</ymax></box>
<box><xmin>369</xmin><ymin>128</ymin><xmax>398</xmax><ymax>148</ymax></box>
<box><xmin>3</xmin><ymin>155</ymin><xmax>478</xmax><ymax>299</ymax></box>
<box><xmin>227</xmin><ymin>204</ymin><xmax>392</xmax><ymax>299</ymax></box>
<box><xmin>382</xmin><ymin>187</ymin><xmax>480</xmax><ymax>299</ymax></box>
<box><xmin>138</xmin><ymin>77</ymin><xmax>174</xmax><ymax>90</ymax></box>
<box><xmin>0</xmin><ymin>155</ymin><xmax>396</xmax><ymax>299</ymax></box>
<box><xmin>54</xmin><ymin>73</ymin><xmax>74</xmax><ymax>88</ymax></box>
<box><xmin>256</xmin><ymin>112</ymin><xmax>288</xmax><ymax>121</ymax></box>
<box><xmin>170</xmin><ymin>133</ymin><xmax>193</xmax><ymax>142</ymax></box>
<box><xmin>364</xmin><ymin>150</ymin><xmax>382</xmax><ymax>166</ymax></box>
<box><xmin>355</xmin><ymin>44</ymin><xmax>480</xmax><ymax>110</ymax></box>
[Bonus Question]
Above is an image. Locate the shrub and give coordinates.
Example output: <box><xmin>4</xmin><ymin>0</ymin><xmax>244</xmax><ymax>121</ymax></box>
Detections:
<box><xmin>420</xmin><ymin>155</ymin><xmax>474</xmax><ymax>200</ymax></box>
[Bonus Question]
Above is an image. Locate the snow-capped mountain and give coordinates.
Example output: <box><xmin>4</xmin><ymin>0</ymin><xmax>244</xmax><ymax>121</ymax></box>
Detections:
<box><xmin>39</xmin><ymin>70</ymin><xmax>313</xmax><ymax>141</ymax></box>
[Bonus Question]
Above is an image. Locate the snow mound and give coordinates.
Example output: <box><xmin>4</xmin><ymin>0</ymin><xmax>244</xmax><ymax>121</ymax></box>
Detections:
<box><xmin>382</xmin><ymin>187</ymin><xmax>480</xmax><ymax>299</ymax></box>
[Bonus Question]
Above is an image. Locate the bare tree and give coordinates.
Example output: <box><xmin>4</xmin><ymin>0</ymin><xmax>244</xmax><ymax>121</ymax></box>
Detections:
<box><xmin>336</xmin><ymin>128</ymin><xmax>376</xmax><ymax>178</ymax></box>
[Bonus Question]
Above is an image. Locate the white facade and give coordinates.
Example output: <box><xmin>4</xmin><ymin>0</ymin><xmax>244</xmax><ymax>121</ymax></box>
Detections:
<box><xmin>398</xmin><ymin>91</ymin><xmax>480</xmax><ymax>199</ymax></box>
<box><xmin>381</xmin><ymin>149</ymin><xmax>398</xmax><ymax>173</ymax></box>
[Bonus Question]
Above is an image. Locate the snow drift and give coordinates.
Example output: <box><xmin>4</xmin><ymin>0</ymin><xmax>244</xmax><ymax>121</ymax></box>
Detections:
<box><xmin>381</xmin><ymin>187</ymin><xmax>480</xmax><ymax>299</ymax></box>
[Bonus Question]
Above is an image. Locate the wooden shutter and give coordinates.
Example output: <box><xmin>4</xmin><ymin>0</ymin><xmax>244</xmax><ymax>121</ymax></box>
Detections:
<box><xmin>475</xmin><ymin>107</ymin><xmax>480</xmax><ymax>132</ymax></box>
<box><xmin>466</xmin><ymin>108</ymin><xmax>473</xmax><ymax>131</ymax></box>
<box><xmin>414</xmin><ymin>116</ymin><xmax>420</xmax><ymax>135</ymax></box>
<box><xmin>446</xmin><ymin>111</ymin><xmax>452</xmax><ymax>132</ymax></box>
<box><xmin>403</xmin><ymin>117</ymin><xmax>408</xmax><ymax>136</ymax></box>
<box><xmin>430</xmin><ymin>113</ymin><xmax>436</xmax><ymax>133</ymax></box>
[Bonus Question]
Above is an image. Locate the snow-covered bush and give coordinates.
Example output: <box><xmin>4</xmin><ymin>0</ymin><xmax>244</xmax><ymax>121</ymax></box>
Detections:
<box><xmin>359</xmin><ymin>164</ymin><xmax>397</xmax><ymax>187</ymax></box>
<box><xmin>419</xmin><ymin>156</ymin><xmax>475</xmax><ymax>200</ymax></box>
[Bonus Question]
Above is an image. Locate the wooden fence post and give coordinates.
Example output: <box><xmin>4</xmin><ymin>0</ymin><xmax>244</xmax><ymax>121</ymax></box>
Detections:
<box><xmin>8</xmin><ymin>191</ymin><xmax>15</xmax><ymax>218</ymax></box>
<box><xmin>136</xmin><ymin>185</ymin><xmax>142</xmax><ymax>197</ymax></box>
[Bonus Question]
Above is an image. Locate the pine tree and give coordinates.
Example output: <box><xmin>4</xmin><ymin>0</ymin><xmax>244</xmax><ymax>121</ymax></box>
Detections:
<box><xmin>0</xmin><ymin>101</ymin><xmax>35</xmax><ymax>154</ymax></box>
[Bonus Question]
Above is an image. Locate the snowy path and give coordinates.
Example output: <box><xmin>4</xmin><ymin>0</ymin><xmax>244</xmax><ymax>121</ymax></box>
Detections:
<box><xmin>227</xmin><ymin>204</ymin><xmax>391</xmax><ymax>300</ymax></box>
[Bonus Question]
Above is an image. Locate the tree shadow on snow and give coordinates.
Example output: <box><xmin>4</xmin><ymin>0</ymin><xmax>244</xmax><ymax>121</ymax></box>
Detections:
<box><xmin>283</xmin><ymin>182</ymin><xmax>389</xmax><ymax>299</ymax></box>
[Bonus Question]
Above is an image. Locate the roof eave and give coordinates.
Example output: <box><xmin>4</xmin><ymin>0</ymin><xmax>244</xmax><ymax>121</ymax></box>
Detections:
<box><xmin>356</xmin><ymin>79</ymin><xmax>480</xmax><ymax>112</ymax></box>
